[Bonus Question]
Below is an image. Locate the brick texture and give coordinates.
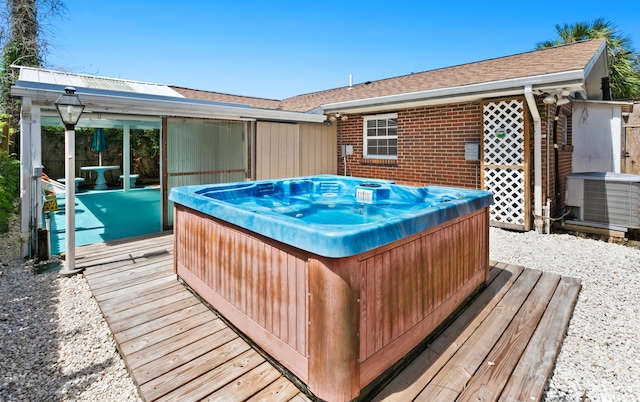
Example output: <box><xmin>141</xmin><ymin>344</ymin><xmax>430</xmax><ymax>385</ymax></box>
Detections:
<box><xmin>337</xmin><ymin>98</ymin><xmax>572</xmax><ymax>217</ymax></box>
<box><xmin>337</xmin><ymin>102</ymin><xmax>483</xmax><ymax>189</ymax></box>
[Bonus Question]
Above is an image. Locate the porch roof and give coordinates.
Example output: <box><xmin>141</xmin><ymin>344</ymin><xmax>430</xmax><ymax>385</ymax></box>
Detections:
<box><xmin>10</xmin><ymin>67</ymin><xmax>326</xmax><ymax>125</ymax></box>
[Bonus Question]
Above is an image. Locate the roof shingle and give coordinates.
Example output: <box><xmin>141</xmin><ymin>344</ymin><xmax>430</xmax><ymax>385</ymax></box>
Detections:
<box><xmin>172</xmin><ymin>39</ymin><xmax>606</xmax><ymax>113</ymax></box>
<box><xmin>169</xmin><ymin>86</ymin><xmax>283</xmax><ymax>110</ymax></box>
<box><xmin>281</xmin><ymin>38</ymin><xmax>606</xmax><ymax>112</ymax></box>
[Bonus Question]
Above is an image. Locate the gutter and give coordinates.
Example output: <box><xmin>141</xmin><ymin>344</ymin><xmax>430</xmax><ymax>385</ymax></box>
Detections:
<box><xmin>524</xmin><ymin>85</ymin><xmax>544</xmax><ymax>233</ymax></box>
<box><xmin>321</xmin><ymin>70</ymin><xmax>586</xmax><ymax>113</ymax></box>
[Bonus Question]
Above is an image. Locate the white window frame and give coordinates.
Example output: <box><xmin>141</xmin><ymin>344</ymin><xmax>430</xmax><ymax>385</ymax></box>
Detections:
<box><xmin>363</xmin><ymin>113</ymin><xmax>398</xmax><ymax>160</ymax></box>
<box><xmin>561</xmin><ymin>115</ymin><xmax>569</xmax><ymax>145</ymax></box>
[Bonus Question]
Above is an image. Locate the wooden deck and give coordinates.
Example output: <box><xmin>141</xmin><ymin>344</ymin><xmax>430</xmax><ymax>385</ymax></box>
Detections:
<box><xmin>76</xmin><ymin>232</ymin><xmax>581</xmax><ymax>402</ymax></box>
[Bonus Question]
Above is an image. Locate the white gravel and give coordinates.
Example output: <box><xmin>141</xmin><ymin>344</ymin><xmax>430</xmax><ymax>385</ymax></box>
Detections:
<box><xmin>0</xmin><ymin>214</ymin><xmax>141</xmax><ymax>402</ymax></box>
<box><xmin>491</xmin><ymin>227</ymin><xmax>640</xmax><ymax>402</ymax></box>
<box><xmin>1</xmin><ymin>211</ymin><xmax>639</xmax><ymax>401</ymax></box>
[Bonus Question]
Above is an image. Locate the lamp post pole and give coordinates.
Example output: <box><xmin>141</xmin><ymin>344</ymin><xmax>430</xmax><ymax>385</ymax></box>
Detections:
<box><xmin>55</xmin><ymin>87</ymin><xmax>85</xmax><ymax>277</ymax></box>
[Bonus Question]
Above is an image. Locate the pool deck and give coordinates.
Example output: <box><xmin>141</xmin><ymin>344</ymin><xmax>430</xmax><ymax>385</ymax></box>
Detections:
<box><xmin>76</xmin><ymin>232</ymin><xmax>581</xmax><ymax>402</ymax></box>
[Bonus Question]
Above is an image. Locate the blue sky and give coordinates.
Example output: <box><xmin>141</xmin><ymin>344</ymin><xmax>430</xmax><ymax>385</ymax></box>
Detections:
<box><xmin>44</xmin><ymin>1</ymin><xmax>640</xmax><ymax>100</ymax></box>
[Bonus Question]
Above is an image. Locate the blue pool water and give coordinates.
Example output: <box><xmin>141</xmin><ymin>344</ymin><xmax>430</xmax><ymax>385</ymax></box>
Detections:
<box><xmin>48</xmin><ymin>188</ymin><xmax>161</xmax><ymax>254</ymax></box>
<box><xmin>169</xmin><ymin>175</ymin><xmax>493</xmax><ymax>258</ymax></box>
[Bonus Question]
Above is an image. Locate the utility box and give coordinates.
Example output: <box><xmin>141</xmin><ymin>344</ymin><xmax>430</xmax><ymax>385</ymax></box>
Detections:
<box><xmin>32</xmin><ymin>165</ymin><xmax>44</xmax><ymax>178</ymax></box>
<box><xmin>465</xmin><ymin>143</ymin><xmax>480</xmax><ymax>161</ymax></box>
<box><xmin>341</xmin><ymin>144</ymin><xmax>354</xmax><ymax>157</ymax></box>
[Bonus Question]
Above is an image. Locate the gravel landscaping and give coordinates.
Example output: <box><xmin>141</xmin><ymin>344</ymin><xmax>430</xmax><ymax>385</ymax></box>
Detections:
<box><xmin>1</xmin><ymin>211</ymin><xmax>639</xmax><ymax>401</ymax></box>
<box><xmin>491</xmin><ymin>228</ymin><xmax>640</xmax><ymax>401</ymax></box>
<box><xmin>0</xmin><ymin>214</ymin><xmax>141</xmax><ymax>402</ymax></box>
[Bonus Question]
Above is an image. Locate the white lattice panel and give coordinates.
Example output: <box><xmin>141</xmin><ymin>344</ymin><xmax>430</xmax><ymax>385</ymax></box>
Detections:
<box><xmin>482</xmin><ymin>99</ymin><xmax>527</xmax><ymax>230</ymax></box>
<box><xmin>483</xmin><ymin>100</ymin><xmax>525</xmax><ymax>165</ymax></box>
<box><xmin>484</xmin><ymin>168</ymin><xmax>525</xmax><ymax>226</ymax></box>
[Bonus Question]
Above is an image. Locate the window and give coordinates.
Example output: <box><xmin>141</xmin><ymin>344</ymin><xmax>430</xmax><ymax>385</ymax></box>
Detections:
<box><xmin>561</xmin><ymin>115</ymin><xmax>569</xmax><ymax>145</ymax></box>
<box><xmin>363</xmin><ymin>113</ymin><xmax>398</xmax><ymax>159</ymax></box>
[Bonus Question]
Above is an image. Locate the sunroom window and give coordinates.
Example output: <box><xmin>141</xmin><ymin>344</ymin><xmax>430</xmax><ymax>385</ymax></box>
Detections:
<box><xmin>363</xmin><ymin>113</ymin><xmax>398</xmax><ymax>159</ymax></box>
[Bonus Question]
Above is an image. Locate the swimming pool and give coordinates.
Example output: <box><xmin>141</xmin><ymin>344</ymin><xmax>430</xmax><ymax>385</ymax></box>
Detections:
<box><xmin>170</xmin><ymin>175</ymin><xmax>493</xmax><ymax>401</ymax></box>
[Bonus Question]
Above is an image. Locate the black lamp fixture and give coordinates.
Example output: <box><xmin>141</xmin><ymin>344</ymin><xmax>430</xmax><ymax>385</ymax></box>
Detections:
<box><xmin>55</xmin><ymin>87</ymin><xmax>85</xmax><ymax>129</ymax></box>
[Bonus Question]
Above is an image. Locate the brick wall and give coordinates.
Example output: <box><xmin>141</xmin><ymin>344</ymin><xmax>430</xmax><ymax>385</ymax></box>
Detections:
<box><xmin>336</xmin><ymin>98</ymin><xmax>573</xmax><ymax>219</ymax></box>
<box><xmin>337</xmin><ymin>102</ymin><xmax>482</xmax><ymax>189</ymax></box>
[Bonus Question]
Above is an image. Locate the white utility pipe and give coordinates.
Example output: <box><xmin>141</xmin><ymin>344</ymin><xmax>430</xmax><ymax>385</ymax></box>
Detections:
<box><xmin>123</xmin><ymin>125</ymin><xmax>131</xmax><ymax>192</ymax></box>
<box><xmin>524</xmin><ymin>85</ymin><xmax>544</xmax><ymax>233</ymax></box>
<box><xmin>19</xmin><ymin>97</ymin><xmax>32</xmax><ymax>258</ymax></box>
<box><xmin>32</xmin><ymin>107</ymin><xmax>42</xmax><ymax>231</ymax></box>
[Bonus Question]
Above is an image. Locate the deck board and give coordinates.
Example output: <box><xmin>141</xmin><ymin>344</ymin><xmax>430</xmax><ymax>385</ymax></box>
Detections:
<box><xmin>140</xmin><ymin>338</ymin><xmax>253</xmax><ymax>401</ymax></box>
<box><xmin>78</xmin><ymin>232</ymin><xmax>580</xmax><ymax>402</ymax></box>
<box><xmin>246</xmin><ymin>376</ymin><xmax>303</xmax><ymax>402</ymax></box>
<box><xmin>98</xmin><ymin>283</ymin><xmax>186</xmax><ymax>316</ymax></box>
<box><xmin>457</xmin><ymin>271</ymin><xmax>561</xmax><ymax>401</ymax></box>
<box><xmin>127</xmin><ymin>322</ymin><xmax>234</xmax><ymax>372</ymax></box>
<box><xmin>84</xmin><ymin>255</ymin><xmax>174</xmax><ymax>280</ymax></box>
<box><xmin>498</xmin><ymin>276</ymin><xmax>582</xmax><ymax>402</ymax></box>
<box><xmin>155</xmin><ymin>349</ymin><xmax>266</xmax><ymax>402</ymax></box>
<box><xmin>117</xmin><ymin>307</ymin><xmax>212</xmax><ymax>348</ymax></box>
<box><xmin>131</xmin><ymin>327</ymin><xmax>240</xmax><ymax>383</ymax></box>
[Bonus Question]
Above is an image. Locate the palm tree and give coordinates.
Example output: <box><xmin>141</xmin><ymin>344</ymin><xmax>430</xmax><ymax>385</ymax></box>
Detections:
<box><xmin>537</xmin><ymin>18</ymin><xmax>640</xmax><ymax>100</ymax></box>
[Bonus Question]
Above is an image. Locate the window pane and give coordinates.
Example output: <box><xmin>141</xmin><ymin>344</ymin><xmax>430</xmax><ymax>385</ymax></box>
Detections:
<box><xmin>364</xmin><ymin>115</ymin><xmax>398</xmax><ymax>158</ymax></box>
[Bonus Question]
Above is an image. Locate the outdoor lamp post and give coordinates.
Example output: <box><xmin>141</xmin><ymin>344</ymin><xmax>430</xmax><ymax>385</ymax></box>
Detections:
<box><xmin>55</xmin><ymin>87</ymin><xmax>85</xmax><ymax>276</ymax></box>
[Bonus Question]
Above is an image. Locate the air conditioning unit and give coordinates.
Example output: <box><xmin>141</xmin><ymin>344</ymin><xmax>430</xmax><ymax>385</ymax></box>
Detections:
<box><xmin>565</xmin><ymin>172</ymin><xmax>640</xmax><ymax>229</ymax></box>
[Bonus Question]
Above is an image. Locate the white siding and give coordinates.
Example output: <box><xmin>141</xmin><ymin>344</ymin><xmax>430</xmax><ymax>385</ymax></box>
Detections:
<box><xmin>256</xmin><ymin>122</ymin><xmax>337</xmax><ymax>180</ymax></box>
<box><xmin>300</xmin><ymin>123</ymin><xmax>337</xmax><ymax>175</ymax></box>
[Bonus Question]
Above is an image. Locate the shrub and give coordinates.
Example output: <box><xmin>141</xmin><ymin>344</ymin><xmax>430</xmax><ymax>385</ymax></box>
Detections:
<box><xmin>0</xmin><ymin>150</ymin><xmax>20</xmax><ymax>233</ymax></box>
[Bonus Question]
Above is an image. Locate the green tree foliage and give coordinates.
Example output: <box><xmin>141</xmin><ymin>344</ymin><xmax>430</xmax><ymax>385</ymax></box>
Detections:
<box><xmin>0</xmin><ymin>112</ymin><xmax>18</xmax><ymax>232</ymax></box>
<box><xmin>0</xmin><ymin>148</ymin><xmax>19</xmax><ymax>233</ymax></box>
<box><xmin>0</xmin><ymin>0</ymin><xmax>65</xmax><ymax>132</ymax></box>
<box><xmin>537</xmin><ymin>18</ymin><xmax>640</xmax><ymax>100</ymax></box>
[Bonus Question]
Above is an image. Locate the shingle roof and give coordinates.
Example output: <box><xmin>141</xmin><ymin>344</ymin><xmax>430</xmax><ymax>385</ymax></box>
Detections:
<box><xmin>171</xmin><ymin>39</ymin><xmax>606</xmax><ymax>113</ymax></box>
<box><xmin>280</xmin><ymin>38</ymin><xmax>606</xmax><ymax>112</ymax></box>
<box><xmin>169</xmin><ymin>86</ymin><xmax>283</xmax><ymax>110</ymax></box>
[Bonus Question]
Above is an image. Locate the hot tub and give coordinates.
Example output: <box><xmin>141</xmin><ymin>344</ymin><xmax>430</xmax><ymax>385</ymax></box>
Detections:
<box><xmin>169</xmin><ymin>175</ymin><xmax>493</xmax><ymax>401</ymax></box>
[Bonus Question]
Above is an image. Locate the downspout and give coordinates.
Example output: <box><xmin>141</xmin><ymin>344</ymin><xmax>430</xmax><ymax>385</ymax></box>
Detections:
<box><xmin>552</xmin><ymin>106</ymin><xmax>561</xmax><ymax>217</ymax></box>
<box><xmin>524</xmin><ymin>86</ymin><xmax>544</xmax><ymax>233</ymax></box>
<box><xmin>19</xmin><ymin>97</ymin><xmax>33</xmax><ymax>258</ymax></box>
<box><xmin>546</xmin><ymin>104</ymin><xmax>551</xmax><ymax>234</ymax></box>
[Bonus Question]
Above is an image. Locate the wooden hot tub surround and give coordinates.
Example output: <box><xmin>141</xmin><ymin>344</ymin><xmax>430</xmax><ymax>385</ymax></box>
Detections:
<box><xmin>173</xmin><ymin>204</ymin><xmax>490</xmax><ymax>402</ymax></box>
